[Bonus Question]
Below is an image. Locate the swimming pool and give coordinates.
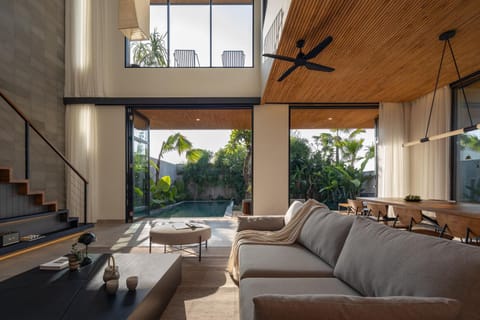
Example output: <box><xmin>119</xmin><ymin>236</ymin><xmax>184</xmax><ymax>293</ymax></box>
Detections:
<box><xmin>151</xmin><ymin>200</ymin><xmax>233</xmax><ymax>218</ymax></box>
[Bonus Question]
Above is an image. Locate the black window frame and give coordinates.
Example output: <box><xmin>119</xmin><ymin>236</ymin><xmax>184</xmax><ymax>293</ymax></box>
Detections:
<box><xmin>124</xmin><ymin>0</ymin><xmax>255</xmax><ymax>69</ymax></box>
<box><xmin>450</xmin><ymin>70</ymin><xmax>480</xmax><ymax>202</ymax></box>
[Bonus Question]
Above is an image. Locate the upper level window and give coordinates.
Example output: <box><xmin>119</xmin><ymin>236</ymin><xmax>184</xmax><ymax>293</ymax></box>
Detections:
<box><xmin>126</xmin><ymin>0</ymin><xmax>253</xmax><ymax>68</ymax></box>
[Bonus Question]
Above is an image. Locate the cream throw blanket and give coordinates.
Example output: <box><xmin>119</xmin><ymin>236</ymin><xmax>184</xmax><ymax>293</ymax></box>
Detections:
<box><xmin>227</xmin><ymin>199</ymin><xmax>329</xmax><ymax>283</ymax></box>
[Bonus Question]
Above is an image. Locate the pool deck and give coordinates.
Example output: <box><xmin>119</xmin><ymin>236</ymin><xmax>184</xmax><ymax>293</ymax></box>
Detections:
<box><xmin>89</xmin><ymin>214</ymin><xmax>240</xmax><ymax>256</ymax></box>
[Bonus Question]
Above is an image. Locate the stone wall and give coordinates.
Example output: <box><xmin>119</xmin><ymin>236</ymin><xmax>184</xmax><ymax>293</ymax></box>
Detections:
<box><xmin>0</xmin><ymin>1</ymin><xmax>66</xmax><ymax>207</ymax></box>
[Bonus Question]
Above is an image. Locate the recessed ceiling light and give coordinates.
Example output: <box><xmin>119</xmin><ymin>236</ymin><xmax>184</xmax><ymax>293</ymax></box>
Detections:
<box><xmin>195</xmin><ymin>118</ymin><xmax>201</xmax><ymax>122</ymax></box>
<box><xmin>328</xmin><ymin>117</ymin><xmax>333</xmax><ymax>121</ymax></box>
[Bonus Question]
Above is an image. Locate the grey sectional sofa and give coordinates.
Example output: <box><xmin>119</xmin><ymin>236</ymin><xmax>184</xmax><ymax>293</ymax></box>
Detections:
<box><xmin>237</xmin><ymin>209</ymin><xmax>480</xmax><ymax>320</ymax></box>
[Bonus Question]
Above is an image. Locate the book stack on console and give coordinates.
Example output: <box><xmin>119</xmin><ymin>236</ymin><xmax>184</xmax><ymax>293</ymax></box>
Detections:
<box><xmin>39</xmin><ymin>256</ymin><xmax>69</xmax><ymax>270</ymax></box>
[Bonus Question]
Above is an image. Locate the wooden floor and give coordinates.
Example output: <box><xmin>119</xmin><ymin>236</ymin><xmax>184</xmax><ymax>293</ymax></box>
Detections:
<box><xmin>0</xmin><ymin>218</ymin><xmax>239</xmax><ymax>320</ymax></box>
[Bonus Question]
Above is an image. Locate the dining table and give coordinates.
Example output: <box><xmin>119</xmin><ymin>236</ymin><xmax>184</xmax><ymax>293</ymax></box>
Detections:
<box><xmin>357</xmin><ymin>197</ymin><xmax>480</xmax><ymax>241</ymax></box>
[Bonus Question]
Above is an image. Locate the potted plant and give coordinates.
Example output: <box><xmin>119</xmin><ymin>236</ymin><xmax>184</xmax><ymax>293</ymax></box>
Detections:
<box><xmin>68</xmin><ymin>242</ymin><xmax>82</xmax><ymax>271</ymax></box>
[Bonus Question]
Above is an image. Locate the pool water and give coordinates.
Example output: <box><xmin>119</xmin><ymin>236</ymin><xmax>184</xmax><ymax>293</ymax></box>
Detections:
<box><xmin>152</xmin><ymin>200</ymin><xmax>233</xmax><ymax>218</ymax></box>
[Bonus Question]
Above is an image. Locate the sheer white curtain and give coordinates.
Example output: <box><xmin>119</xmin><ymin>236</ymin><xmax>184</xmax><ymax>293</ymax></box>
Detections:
<box><xmin>378</xmin><ymin>102</ymin><xmax>410</xmax><ymax>198</ymax></box>
<box><xmin>407</xmin><ymin>86</ymin><xmax>451</xmax><ymax>199</ymax></box>
<box><xmin>66</xmin><ymin>105</ymin><xmax>97</xmax><ymax>222</ymax></box>
<box><xmin>65</xmin><ymin>0</ymin><xmax>107</xmax><ymax>222</ymax></box>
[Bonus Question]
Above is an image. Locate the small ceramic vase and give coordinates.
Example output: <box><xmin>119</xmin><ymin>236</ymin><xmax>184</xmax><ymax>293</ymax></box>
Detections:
<box><xmin>103</xmin><ymin>255</ymin><xmax>120</xmax><ymax>282</ymax></box>
<box><xmin>106</xmin><ymin>279</ymin><xmax>119</xmax><ymax>295</ymax></box>
<box><xmin>126</xmin><ymin>276</ymin><xmax>138</xmax><ymax>291</ymax></box>
<box><xmin>68</xmin><ymin>255</ymin><xmax>80</xmax><ymax>271</ymax></box>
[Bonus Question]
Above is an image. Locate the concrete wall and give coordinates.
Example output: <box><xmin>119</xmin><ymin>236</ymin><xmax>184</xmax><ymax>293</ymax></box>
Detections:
<box><xmin>96</xmin><ymin>106</ymin><xmax>126</xmax><ymax>221</ymax></box>
<box><xmin>0</xmin><ymin>0</ymin><xmax>66</xmax><ymax>207</ymax></box>
<box><xmin>253</xmin><ymin>104</ymin><xmax>289</xmax><ymax>215</ymax></box>
<box><xmin>100</xmin><ymin>0</ymin><xmax>262</xmax><ymax>98</ymax></box>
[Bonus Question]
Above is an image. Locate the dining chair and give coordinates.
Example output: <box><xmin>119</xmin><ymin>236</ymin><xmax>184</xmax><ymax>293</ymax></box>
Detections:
<box><xmin>365</xmin><ymin>202</ymin><xmax>393</xmax><ymax>224</ymax></box>
<box><xmin>436</xmin><ymin>212</ymin><xmax>480</xmax><ymax>244</ymax></box>
<box><xmin>347</xmin><ymin>199</ymin><xmax>365</xmax><ymax>215</ymax></box>
<box><xmin>392</xmin><ymin>206</ymin><xmax>451</xmax><ymax>238</ymax></box>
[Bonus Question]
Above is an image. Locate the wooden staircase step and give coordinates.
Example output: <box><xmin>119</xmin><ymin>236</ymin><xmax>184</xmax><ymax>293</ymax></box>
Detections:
<box><xmin>0</xmin><ymin>167</ymin><xmax>12</xmax><ymax>182</ymax></box>
<box><xmin>8</xmin><ymin>179</ymin><xmax>29</xmax><ymax>184</ymax></box>
<box><xmin>43</xmin><ymin>201</ymin><xmax>58</xmax><ymax>212</ymax></box>
<box><xmin>1</xmin><ymin>166</ymin><xmax>59</xmax><ymax>217</ymax></box>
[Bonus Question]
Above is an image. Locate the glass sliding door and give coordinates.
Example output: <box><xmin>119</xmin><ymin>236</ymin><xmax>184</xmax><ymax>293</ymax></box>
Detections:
<box><xmin>126</xmin><ymin>109</ymin><xmax>150</xmax><ymax>221</ymax></box>
<box><xmin>452</xmin><ymin>74</ymin><xmax>480</xmax><ymax>202</ymax></box>
<box><xmin>289</xmin><ymin>106</ymin><xmax>378</xmax><ymax>209</ymax></box>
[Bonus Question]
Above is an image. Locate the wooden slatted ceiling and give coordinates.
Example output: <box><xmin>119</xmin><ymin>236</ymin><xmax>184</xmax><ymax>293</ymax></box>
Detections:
<box><xmin>137</xmin><ymin>109</ymin><xmax>252</xmax><ymax>129</ymax></box>
<box><xmin>290</xmin><ymin>108</ymin><xmax>378</xmax><ymax>129</ymax></box>
<box><xmin>138</xmin><ymin>108</ymin><xmax>377</xmax><ymax>130</ymax></box>
<box><xmin>262</xmin><ymin>0</ymin><xmax>480</xmax><ymax>104</ymax></box>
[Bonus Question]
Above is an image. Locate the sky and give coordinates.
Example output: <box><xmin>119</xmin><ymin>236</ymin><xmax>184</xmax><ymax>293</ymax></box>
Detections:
<box><xmin>150</xmin><ymin>130</ymin><xmax>231</xmax><ymax>163</ymax></box>
<box><xmin>150</xmin><ymin>129</ymin><xmax>376</xmax><ymax>171</ymax></box>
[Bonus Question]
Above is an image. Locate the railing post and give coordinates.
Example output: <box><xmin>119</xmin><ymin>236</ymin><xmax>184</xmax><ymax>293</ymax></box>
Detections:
<box><xmin>24</xmin><ymin>122</ymin><xmax>30</xmax><ymax>179</ymax></box>
<box><xmin>84</xmin><ymin>182</ymin><xmax>88</xmax><ymax>225</ymax></box>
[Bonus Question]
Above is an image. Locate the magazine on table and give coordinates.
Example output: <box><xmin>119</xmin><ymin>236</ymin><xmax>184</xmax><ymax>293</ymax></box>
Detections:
<box><xmin>172</xmin><ymin>222</ymin><xmax>191</xmax><ymax>230</ymax></box>
<box><xmin>39</xmin><ymin>256</ymin><xmax>69</xmax><ymax>270</ymax></box>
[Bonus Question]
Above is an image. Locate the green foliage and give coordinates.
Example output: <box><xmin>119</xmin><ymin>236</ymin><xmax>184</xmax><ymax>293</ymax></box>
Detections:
<box><xmin>460</xmin><ymin>134</ymin><xmax>480</xmax><ymax>152</ymax></box>
<box><xmin>180</xmin><ymin>137</ymin><xmax>249</xmax><ymax>204</ymax></box>
<box><xmin>150</xmin><ymin>175</ymin><xmax>177</xmax><ymax>208</ymax></box>
<box><xmin>226</xmin><ymin>129</ymin><xmax>252</xmax><ymax>198</ymax></box>
<box><xmin>131</xmin><ymin>28</ymin><xmax>168</xmax><ymax>67</ymax></box>
<box><xmin>182</xmin><ymin>151</ymin><xmax>218</xmax><ymax>198</ymax></box>
<box><xmin>214</xmin><ymin>143</ymin><xmax>247</xmax><ymax>202</ymax></box>
<box><xmin>290</xmin><ymin>129</ymin><xmax>375</xmax><ymax>209</ymax></box>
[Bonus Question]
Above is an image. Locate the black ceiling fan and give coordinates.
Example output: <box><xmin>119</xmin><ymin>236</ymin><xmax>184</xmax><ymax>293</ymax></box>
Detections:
<box><xmin>263</xmin><ymin>36</ymin><xmax>335</xmax><ymax>81</ymax></box>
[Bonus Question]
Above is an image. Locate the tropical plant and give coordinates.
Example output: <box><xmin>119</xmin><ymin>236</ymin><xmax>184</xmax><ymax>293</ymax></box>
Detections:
<box><xmin>290</xmin><ymin>129</ymin><xmax>375</xmax><ymax>209</ymax></box>
<box><xmin>131</xmin><ymin>28</ymin><xmax>168</xmax><ymax>67</ymax></box>
<box><xmin>289</xmin><ymin>135</ymin><xmax>312</xmax><ymax>198</ymax></box>
<box><xmin>214</xmin><ymin>142</ymin><xmax>247</xmax><ymax>202</ymax></box>
<box><xmin>181</xmin><ymin>150</ymin><xmax>218</xmax><ymax>199</ymax></box>
<box><xmin>150</xmin><ymin>175</ymin><xmax>177</xmax><ymax>208</ymax></box>
<box><xmin>460</xmin><ymin>134</ymin><xmax>480</xmax><ymax>152</ymax></box>
<box><xmin>226</xmin><ymin>130</ymin><xmax>252</xmax><ymax>198</ymax></box>
<box><xmin>154</xmin><ymin>133</ymin><xmax>203</xmax><ymax>183</ymax></box>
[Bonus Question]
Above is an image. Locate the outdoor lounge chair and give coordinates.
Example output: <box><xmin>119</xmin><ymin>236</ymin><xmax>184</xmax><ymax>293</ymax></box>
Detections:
<box><xmin>173</xmin><ymin>49</ymin><xmax>200</xmax><ymax>67</ymax></box>
<box><xmin>222</xmin><ymin>50</ymin><xmax>245</xmax><ymax>67</ymax></box>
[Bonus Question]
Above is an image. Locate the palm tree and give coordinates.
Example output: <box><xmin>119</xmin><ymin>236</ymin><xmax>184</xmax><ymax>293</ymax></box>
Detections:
<box><xmin>339</xmin><ymin>129</ymin><xmax>366</xmax><ymax>167</ymax></box>
<box><xmin>131</xmin><ymin>28</ymin><xmax>167</xmax><ymax>67</ymax></box>
<box><xmin>154</xmin><ymin>133</ymin><xmax>202</xmax><ymax>183</ymax></box>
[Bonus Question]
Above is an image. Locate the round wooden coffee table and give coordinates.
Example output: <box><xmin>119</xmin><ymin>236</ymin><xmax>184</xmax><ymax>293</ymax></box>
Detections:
<box><xmin>149</xmin><ymin>222</ymin><xmax>211</xmax><ymax>261</ymax></box>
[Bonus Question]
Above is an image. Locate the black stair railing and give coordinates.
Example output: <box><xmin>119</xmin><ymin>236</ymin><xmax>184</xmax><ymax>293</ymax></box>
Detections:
<box><xmin>0</xmin><ymin>90</ymin><xmax>88</xmax><ymax>225</ymax></box>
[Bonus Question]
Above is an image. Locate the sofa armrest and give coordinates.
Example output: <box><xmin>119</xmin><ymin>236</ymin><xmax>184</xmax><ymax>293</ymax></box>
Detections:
<box><xmin>253</xmin><ymin>295</ymin><xmax>461</xmax><ymax>320</ymax></box>
<box><xmin>236</xmin><ymin>215</ymin><xmax>285</xmax><ymax>232</ymax></box>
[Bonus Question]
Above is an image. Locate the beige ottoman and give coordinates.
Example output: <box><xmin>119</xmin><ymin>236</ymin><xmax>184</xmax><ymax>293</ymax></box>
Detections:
<box><xmin>150</xmin><ymin>223</ymin><xmax>212</xmax><ymax>261</ymax></box>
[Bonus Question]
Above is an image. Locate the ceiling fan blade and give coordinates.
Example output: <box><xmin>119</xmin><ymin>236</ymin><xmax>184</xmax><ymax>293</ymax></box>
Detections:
<box><xmin>277</xmin><ymin>65</ymin><xmax>298</xmax><ymax>81</ymax></box>
<box><xmin>263</xmin><ymin>53</ymin><xmax>296</xmax><ymax>63</ymax></box>
<box><xmin>304</xmin><ymin>36</ymin><xmax>333</xmax><ymax>60</ymax></box>
<box><xmin>305</xmin><ymin>62</ymin><xmax>335</xmax><ymax>72</ymax></box>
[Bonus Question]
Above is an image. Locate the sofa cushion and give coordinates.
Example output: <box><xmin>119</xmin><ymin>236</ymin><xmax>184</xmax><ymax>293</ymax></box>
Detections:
<box><xmin>239</xmin><ymin>244</ymin><xmax>334</xmax><ymax>280</ymax></box>
<box><xmin>237</xmin><ymin>215</ymin><xmax>285</xmax><ymax>232</ymax></box>
<box><xmin>334</xmin><ymin>217</ymin><xmax>480</xmax><ymax>320</ymax></box>
<box><xmin>284</xmin><ymin>200</ymin><xmax>304</xmax><ymax>225</ymax></box>
<box><xmin>240</xmin><ymin>278</ymin><xmax>361</xmax><ymax>320</ymax></box>
<box><xmin>297</xmin><ymin>211</ymin><xmax>354</xmax><ymax>267</ymax></box>
<box><xmin>253</xmin><ymin>295</ymin><xmax>461</xmax><ymax>320</ymax></box>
